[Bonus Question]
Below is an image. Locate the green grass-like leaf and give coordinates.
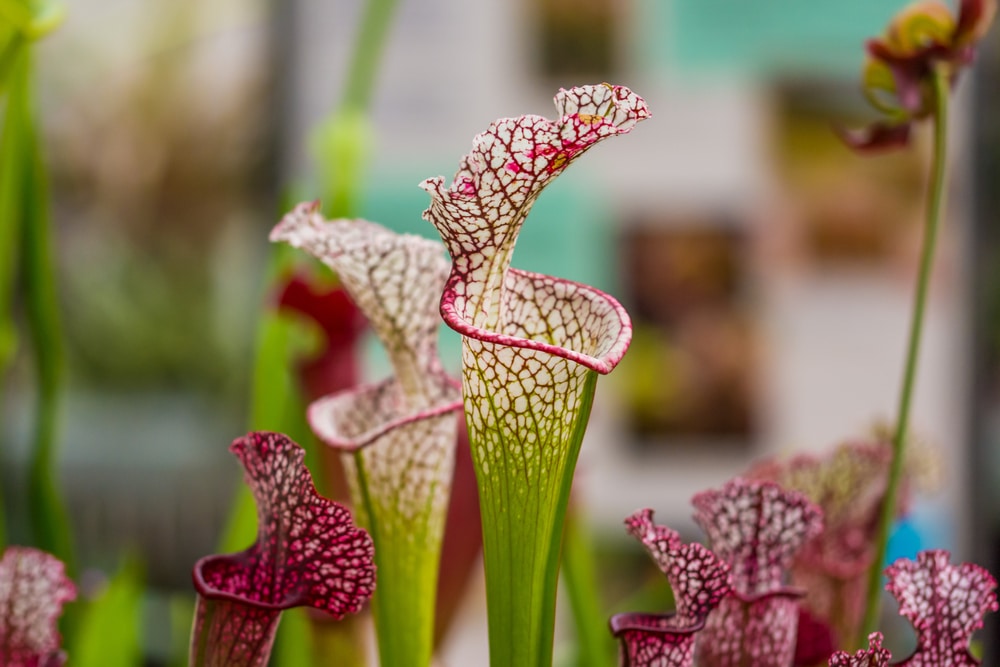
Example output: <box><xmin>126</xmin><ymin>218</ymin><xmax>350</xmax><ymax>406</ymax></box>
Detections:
<box><xmin>71</xmin><ymin>557</ymin><xmax>145</xmax><ymax>667</ymax></box>
<box><xmin>0</xmin><ymin>38</ymin><xmax>25</xmax><ymax>380</ymax></box>
<box><xmin>19</xmin><ymin>60</ymin><xmax>74</xmax><ymax>574</ymax></box>
<box><xmin>0</xmin><ymin>41</ymin><xmax>74</xmax><ymax>572</ymax></box>
<box><xmin>274</xmin><ymin>608</ymin><xmax>312</xmax><ymax>667</ymax></box>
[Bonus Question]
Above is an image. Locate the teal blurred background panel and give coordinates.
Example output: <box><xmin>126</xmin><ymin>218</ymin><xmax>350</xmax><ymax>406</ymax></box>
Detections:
<box><xmin>643</xmin><ymin>0</ymin><xmax>915</xmax><ymax>75</ymax></box>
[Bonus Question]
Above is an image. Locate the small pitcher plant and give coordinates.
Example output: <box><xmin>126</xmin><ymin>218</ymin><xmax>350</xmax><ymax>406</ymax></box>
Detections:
<box><xmin>189</xmin><ymin>432</ymin><xmax>375</xmax><ymax>666</ymax></box>
<box><xmin>271</xmin><ymin>203</ymin><xmax>464</xmax><ymax>667</ymax></box>
<box><xmin>0</xmin><ymin>546</ymin><xmax>76</xmax><ymax>666</ymax></box>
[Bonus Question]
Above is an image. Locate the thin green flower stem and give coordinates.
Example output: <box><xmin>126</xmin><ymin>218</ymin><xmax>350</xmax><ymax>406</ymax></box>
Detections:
<box><xmin>339</xmin><ymin>0</ymin><xmax>399</xmax><ymax>116</ymax></box>
<box><xmin>323</xmin><ymin>0</ymin><xmax>398</xmax><ymax>219</ymax></box>
<box><xmin>220</xmin><ymin>0</ymin><xmax>402</xmax><ymax>662</ymax></box>
<box><xmin>858</xmin><ymin>63</ymin><xmax>950</xmax><ymax>646</ymax></box>
<box><xmin>313</xmin><ymin>1</ymin><xmax>404</xmax><ymax>663</ymax></box>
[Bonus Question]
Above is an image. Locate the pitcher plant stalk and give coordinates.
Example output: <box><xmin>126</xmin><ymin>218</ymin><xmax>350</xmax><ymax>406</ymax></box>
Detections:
<box><xmin>422</xmin><ymin>83</ymin><xmax>649</xmax><ymax>667</ymax></box>
<box><xmin>272</xmin><ymin>204</ymin><xmax>463</xmax><ymax>667</ymax></box>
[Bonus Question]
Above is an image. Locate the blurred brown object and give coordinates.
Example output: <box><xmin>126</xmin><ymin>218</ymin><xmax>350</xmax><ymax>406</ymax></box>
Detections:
<box><xmin>531</xmin><ymin>0</ymin><xmax>624</xmax><ymax>79</ymax></box>
<box><xmin>619</xmin><ymin>223</ymin><xmax>758</xmax><ymax>443</ymax></box>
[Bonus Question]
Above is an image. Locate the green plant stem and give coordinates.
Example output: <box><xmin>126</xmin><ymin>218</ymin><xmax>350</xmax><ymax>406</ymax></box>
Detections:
<box><xmin>858</xmin><ymin>64</ymin><xmax>950</xmax><ymax>645</ymax></box>
<box><xmin>307</xmin><ymin>1</ymin><xmax>401</xmax><ymax>664</ymax></box>
<box><xmin>320</xmin><ymin>0</ymin><xmax>398</xmax><ymax>219</ymax></box>
<box><xmin>339</xmin><ymin>0</ymin><xmax>399</xmax><ymax>115</ymax></box>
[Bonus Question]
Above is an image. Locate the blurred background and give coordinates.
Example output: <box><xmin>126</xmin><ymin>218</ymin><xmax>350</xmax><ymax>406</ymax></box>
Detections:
<box><xmin>1</xmin><ymin>0</ymin><xmax>999</xmax><ymax>663</ymax></box>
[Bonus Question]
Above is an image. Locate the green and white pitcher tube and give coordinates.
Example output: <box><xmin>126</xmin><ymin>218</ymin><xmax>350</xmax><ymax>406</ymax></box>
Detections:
<box><xmin>422</xmin><ymin>84</ymin><xmax>650</xmax><ymax>667</ymax></box>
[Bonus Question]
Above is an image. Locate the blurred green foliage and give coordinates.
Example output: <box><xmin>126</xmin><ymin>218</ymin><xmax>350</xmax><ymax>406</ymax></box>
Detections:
<box><xmin>73</xmin><ymin>556</ymin><xmax>146</xmax><ymax>667</ymax></box>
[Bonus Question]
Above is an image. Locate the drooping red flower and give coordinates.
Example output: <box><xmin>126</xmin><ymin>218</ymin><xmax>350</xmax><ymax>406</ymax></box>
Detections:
<box><xmin>885</xmin><ymin>549</ymin><xmax>998</xmax><ymax>666</ymax></box>
<box><xmin>610</xmin><ymin>509</ymin><xmax>731</xmax><ymax>667</ymax></box>
<box><xmin>190</xmin><ymin>431</ymin><xmax>375</xmax><ymax>667</ymax></box>
<box><xmin>692</xmin><ymin>478</ymin><xmax>824</xmax><ymax>667</ymax></box>
<box><xmin>828</xmin><ymin>632</ymin><xmax>892</xmax><ymax>667</ymax></box>
<box><xmin>842</xmin><ymin>0</ymin><xmax>996</xmax><ymax>151</ymax></box>
<box><xmin>0</xmin><ymin>547</ymin><xmax>76</xmax><ymax>667</ymax></box>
